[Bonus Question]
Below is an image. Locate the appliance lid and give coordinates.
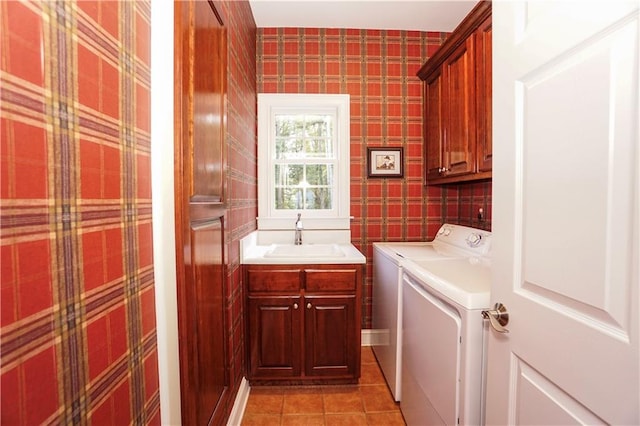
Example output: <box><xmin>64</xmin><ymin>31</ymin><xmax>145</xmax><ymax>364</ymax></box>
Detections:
<box><xmin>373</xmin><ymin>242</ymin><xmax>461</xmax><ymax>262</ymax></box>
<box><xmin>402</xmin><ymin>257</ymin><xmax>491</xmax><ymax>310</ymax></box>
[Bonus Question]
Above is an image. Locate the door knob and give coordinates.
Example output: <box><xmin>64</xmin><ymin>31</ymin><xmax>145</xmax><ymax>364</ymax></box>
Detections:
<box><xmin>293</xmin><ymin>303</ymin><xmax>299</xmax><ymax>309</ymax></box>
<box><xmin>482</xmin><ymin>303</ymin><xmax>509</xmax><ymax>333</ymax></box>
<box><xmin>306</xmin><ymin>303</ymin><xmax>312</xmax><ymax>309</ymax></box>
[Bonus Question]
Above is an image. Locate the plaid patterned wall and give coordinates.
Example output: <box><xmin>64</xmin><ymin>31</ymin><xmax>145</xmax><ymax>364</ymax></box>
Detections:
<box><xmin>257</xmin><ymin>28</ymin><xmax>449</xmax><ymax>327</ymax></box>
<box><xmin>444</xmin><ymin>181</ymin><xmax>492</xmax><ymax>231</ymax></box>
<box><xmin>1</xmin><ymin>1</ymin><xmax>159</xmax><ymax>424</ymax></box>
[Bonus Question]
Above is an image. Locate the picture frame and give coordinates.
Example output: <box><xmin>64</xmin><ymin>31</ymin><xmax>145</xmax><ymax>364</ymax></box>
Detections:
<box><xmin>367</xmin><ymin>147</ymin><xmax>403</xmax><ymax>178</ymax></box>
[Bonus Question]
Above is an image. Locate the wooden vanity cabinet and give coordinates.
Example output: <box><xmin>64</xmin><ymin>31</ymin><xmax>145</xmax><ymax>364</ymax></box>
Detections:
<box><xmin>418</xmin><ymin>1</ymin><xmax>492</xmax><ymax>184</ymax></box>
<box><xmin>245</xmin><ymin>264</ymin><xmax>362</xmax><ymax>384</ymax></box>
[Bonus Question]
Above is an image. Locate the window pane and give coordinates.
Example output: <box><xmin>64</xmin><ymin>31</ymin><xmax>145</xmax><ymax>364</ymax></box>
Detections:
<box><xmin>275</xmin><ymin>187</ymin><xmax>303</xmax><ymax>209</ymax></box>
<box><xmin>275</xmin><ymin>114</ymin><xmax>334</xmax><ymax>159</ymax></box>
<box><xmin>304</xmin><ymin>139</ymin><xmax>332</xmax><ymax>158</ymax></box>
<box><xmin>305</xmin><ymin>114</ymin><xmax>332</xmax><ymax>137</ymax></box>
<box><xmin>275</xmin><ymin>164</ymin><xmax>303</xmax><ymax>186</ymax></box>
<box><xmin>275</xmin><ymin>137</ymin><xmax>304</xmax><ymax>159</ymax></box>
<box><xmin>306</xmin><ymin>164</ymin><xmax>332</xmax><ymax>186</ymax></box>
<box><xmin>275</xmin><ymin>115</ymin><xmax>304</xmax><ymax>137</ymax></box>
<box><xmin>304</xmin><ymin>187</ymin><xmax>332</xmax><ymax>210</ymax></box>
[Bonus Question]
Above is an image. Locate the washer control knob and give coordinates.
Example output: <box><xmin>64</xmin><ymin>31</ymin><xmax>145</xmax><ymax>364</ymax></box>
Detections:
<box><xmin>466</xmin><ymin>233</ymin><xmax>483</xmax><ymax>247</ymax></box>
<box><xmin>443</xmin><ymin>228</ymin><xmax>451</xmax><ymax>236</ymax></box>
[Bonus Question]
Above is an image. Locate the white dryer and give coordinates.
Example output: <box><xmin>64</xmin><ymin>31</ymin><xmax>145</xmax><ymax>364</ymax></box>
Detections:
<box><xmin>371</xmin><ymin>224</ymin><xmax>491</xmax><ymax>402</ymax></box>
<box><xmin>400</xmin><ymin>250</ymin><xmax>492</xmax><ymax>425</ymax></box>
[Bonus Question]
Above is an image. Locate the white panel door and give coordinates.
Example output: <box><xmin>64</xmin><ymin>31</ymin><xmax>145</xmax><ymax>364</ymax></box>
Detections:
<box><xmin>487</xmin><ymin>1</ymin><xmax>639</xmax><ymax>425</ymax></box>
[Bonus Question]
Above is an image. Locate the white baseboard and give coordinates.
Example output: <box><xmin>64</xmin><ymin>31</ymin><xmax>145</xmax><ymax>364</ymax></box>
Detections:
<box><xmin>226</xmin><ymin>377</ymin><xmax>250</xmax><ymax>426</ymax></box>
<box><xmin>361</xmin><ymin>329</ymin><xmax>385</xmax><ymax>346</ymax></box>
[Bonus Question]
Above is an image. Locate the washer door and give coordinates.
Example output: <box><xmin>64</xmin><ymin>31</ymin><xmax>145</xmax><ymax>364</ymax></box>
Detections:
<box><xmin>401</xmin><ymin>272</ymin><xmax>462</xmax><ymax>425</ymax></box>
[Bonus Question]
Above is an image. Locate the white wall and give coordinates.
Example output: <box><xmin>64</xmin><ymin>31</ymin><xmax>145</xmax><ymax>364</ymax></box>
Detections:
<box><xmin>150</xmin><ymin>1</ymin><xmax>181</xmax><ymax>424</ymax></box>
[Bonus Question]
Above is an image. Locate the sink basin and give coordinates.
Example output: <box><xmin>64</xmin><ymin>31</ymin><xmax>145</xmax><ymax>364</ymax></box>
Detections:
<box><xmin>264</xmin><ymin>243</ymin><xmax>346</xmax><ymax>258</ymax></box>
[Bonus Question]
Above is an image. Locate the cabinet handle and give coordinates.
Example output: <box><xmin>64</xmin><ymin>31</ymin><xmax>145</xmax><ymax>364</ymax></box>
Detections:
<box><xmin>293</xmin><ymin>303</ymin><xmax>299</xmax><ymax>309</ymax></box>
<box><xmin>306</xmin><ymin>303</ymin><xmax>312</xmax><ymax>309</ymax></box>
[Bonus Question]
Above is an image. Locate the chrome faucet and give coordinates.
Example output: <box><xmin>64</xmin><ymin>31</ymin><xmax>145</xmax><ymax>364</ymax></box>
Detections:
<box><xmin>294</xmin><ymin>213</ymin><xmax>303</xmax><ymax>245</ymax></box>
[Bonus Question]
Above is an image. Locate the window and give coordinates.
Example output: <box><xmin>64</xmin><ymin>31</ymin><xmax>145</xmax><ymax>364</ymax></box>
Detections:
<box><xmin>257</xmin><ymin>94</ymin><xmax>350</xmax><ymax>230</ymax></box>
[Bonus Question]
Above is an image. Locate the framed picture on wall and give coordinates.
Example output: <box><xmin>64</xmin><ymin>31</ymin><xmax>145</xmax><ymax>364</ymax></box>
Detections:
<box><xmin>367</xmin><ymin>147</ymin><xmax>403</xmax><ymax>178</ymax></box>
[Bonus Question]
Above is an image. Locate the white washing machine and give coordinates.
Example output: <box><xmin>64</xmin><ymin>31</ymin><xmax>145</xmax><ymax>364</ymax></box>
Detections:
<box><xmin>371</xmin><ymin>224</ymin><xmax>491</xmax><ymax>402</ymax></box>
<box><xmin>400</xmin><ymin>252</ymin><xmax>492</xmax><ymax>426</ymax></box>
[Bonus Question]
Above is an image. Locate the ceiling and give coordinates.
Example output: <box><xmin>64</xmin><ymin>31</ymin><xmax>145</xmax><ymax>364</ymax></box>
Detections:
<box><xmin>249</xmin><ymin>0</ymin><xmax>480</xmax><ymax>32</ymax></box>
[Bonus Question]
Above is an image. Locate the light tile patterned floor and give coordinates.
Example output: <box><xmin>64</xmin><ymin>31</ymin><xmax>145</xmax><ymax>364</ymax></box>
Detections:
<box><xmin>241</xmin><ymin>347</ymin><xmax>405</xmax><ymax>425</ymax></box>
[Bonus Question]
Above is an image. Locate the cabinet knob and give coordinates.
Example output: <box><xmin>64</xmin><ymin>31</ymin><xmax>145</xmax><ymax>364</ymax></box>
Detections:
<box><xmin>293</xmin><ymin>303</ymin><xmax>299</xmax><ymax>309</ymax></box>
<box><xmin>306</xmin><ymin>303</ymin><xmax>312</xmax><ymax>309</ymax></box>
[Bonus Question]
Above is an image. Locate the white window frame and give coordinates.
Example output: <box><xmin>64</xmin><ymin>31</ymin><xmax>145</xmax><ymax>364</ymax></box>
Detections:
<box><xmin>257</xmin><ymin>93</ymin><xmax>351</xmax><ymax>230</ymax></box>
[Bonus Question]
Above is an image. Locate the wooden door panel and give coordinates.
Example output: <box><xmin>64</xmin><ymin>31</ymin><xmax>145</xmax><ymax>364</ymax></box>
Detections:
<box><xmin>189</xmin><ymin>219</ymin><xmax>226</xmax><ymax>424</ymax></box>
<box><xmin>192</xmin><ymin>3</ymin><xmax>225</xmax><ymax>201</ymax></box>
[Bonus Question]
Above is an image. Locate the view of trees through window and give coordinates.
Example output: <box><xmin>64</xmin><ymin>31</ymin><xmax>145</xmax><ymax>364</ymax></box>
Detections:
<box><xmin>274</xmin><ymin>114</ymin><xmax>335</xmax><ymax>210</ymax></box>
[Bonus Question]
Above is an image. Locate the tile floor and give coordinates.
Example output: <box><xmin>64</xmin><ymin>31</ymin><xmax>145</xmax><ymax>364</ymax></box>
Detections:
<box><xmin>241</xmin><ymin>346</ymin><xmax>405</xmax><ymax>425</ymax></box>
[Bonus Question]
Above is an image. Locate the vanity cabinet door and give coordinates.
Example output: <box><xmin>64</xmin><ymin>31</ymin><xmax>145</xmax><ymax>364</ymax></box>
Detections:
<box><xmin>304</xmin><ymin>295</ymin><xmax>359</xmax><ymax>378</ymax></box>
<box><xmin>247</xmin><ymin>295</ymin><xmax>303</xmax><ymax>378</ymax></box>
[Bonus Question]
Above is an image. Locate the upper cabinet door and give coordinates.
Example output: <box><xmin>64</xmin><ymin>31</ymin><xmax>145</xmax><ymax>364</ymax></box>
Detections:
<box><xmin>475</xmin><ymin>15</ymin><xmax>493</xmax><ymax>173</ymax></box>
<box><xmin>442</xmin><ymin>37</ymin><xmax>476</xmax><ymax>177</ymax></box>
<box><xmin>424</xmin><ymin>68</ymin><xmax>445</xmax><ymax>181</ymax></box>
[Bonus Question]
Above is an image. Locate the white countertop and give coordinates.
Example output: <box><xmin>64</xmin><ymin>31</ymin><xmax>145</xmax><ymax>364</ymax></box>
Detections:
<box><xmin>241</xmin><ymin>230</ymin><xmax>366</xmax><ymax>264</ymax></box>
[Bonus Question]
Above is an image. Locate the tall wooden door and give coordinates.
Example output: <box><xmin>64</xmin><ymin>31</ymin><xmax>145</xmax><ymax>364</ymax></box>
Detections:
<box><xmin>174</xmin><ymin>1</ymin><xmax>228</xmax><ymax>424</ymax></box>
<box><xmin>487</xmin><ymin>1</ymin><xmax>638</xmax><ymax>424</ymax></box>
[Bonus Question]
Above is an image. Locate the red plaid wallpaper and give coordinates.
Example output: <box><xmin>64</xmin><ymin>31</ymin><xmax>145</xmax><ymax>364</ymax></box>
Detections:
<box><xmin>257</xmin><ymin>28</ymin><xmax>492</xmax><ymax>327</ymax></box>
<box><xmin>1</xmin><ymin>1</ymin><xmax>159</xmax><ymax>424</ymax></box>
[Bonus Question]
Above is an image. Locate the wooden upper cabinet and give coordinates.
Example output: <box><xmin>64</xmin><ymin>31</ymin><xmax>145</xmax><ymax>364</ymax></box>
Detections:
<box><xmin>418</xmin><ymin>1</ymin><xmax>492</xmax><ymax>185</ymax></box>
